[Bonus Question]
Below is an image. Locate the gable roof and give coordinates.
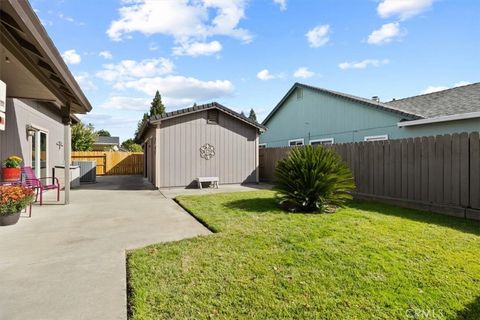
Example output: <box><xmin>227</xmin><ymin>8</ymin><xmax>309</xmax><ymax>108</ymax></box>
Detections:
<box><xmin>94</xmin><ymin>136</ymin><xmax>120</xmax><ymax>146</ymax></box>
<box><xmin>262</xmin><ymin>83</ymin><xmax>423</xmax><ymax>125</ymax></box>
<box><xmin>137</xmin><ymin>102</ymin><xmax>266</xmax><ymax>140</ymax></box>
<box><xmin>386</xmin><ymin>82</ymin><xmax>480</xmax><ymax>118</ymax></box>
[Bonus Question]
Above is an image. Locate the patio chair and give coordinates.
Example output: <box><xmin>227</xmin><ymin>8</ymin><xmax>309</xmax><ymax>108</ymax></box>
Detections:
<box><xmin>21</xmin><ymin>166</ymin><xmax>60</xmax><ymax>205</ymax></box>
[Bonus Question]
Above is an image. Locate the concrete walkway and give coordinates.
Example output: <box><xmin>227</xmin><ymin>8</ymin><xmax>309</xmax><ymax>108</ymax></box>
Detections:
<box><xmin>0</xmin><ymin>176</ymin><xmax>210</xmax><ymax>320</ymax></box>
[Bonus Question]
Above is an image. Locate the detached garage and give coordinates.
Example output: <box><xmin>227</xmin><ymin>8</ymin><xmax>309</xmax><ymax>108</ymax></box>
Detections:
<box><xmin>137</xmin><ymin>102</ymin><xmax>266</xmax><ymax>188</ymax></box>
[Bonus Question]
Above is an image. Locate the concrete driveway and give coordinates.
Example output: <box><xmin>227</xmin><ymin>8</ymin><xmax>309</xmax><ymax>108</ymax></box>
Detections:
<box><xmin>0</xmin><ymin>176</ymin><xmax>210</xmax><ymax>320</ymax></box>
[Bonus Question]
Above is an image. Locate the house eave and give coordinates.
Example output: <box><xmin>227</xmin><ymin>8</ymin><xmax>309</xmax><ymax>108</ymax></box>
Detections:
<box><xmin>397</xmin><ymin>111</ymin><xmax>480</xmax><ymax>127</ymax></box>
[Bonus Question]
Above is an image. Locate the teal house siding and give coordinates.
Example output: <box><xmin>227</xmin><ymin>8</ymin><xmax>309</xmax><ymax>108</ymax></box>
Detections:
<box><xmin>260</xmin><ymin>84</ymin><xmax>480</xmax><ymax>147</ymax></box>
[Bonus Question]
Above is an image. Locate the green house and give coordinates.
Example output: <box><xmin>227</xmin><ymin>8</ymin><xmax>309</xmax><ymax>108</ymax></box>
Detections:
<box><xmin>260</xmin><ymin>82</ymin><xmax>480</xmax><ymax>147</ymax></box>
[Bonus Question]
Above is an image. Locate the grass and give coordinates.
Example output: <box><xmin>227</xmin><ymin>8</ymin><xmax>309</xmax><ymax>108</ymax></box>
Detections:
<box><xmin>127</xmin><ymin>191</ymin><xmax>480</xmax><ymax>319</ymax></box>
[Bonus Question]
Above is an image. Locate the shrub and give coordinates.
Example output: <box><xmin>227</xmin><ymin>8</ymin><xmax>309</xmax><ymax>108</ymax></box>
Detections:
<box><xmin>0</xmin><ymin>185</ymin><xmax>34</xmax><ymax>215</ymax></box>
<box><xmin>274</xmin><ymin>145</ymin><xmax>355</xmax><ymax>213</ymax></box>
<box><xmin>3</xmin><ymin>155</ymin><xmax>23</xmax><ymax>168</ymax></box>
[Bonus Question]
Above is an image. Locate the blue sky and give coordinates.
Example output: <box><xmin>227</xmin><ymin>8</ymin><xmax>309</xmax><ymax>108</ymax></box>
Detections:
<box><xmin>31</xmin><ymin>0</ymin><xmax>479</xmax><ymax>142</ymax></box>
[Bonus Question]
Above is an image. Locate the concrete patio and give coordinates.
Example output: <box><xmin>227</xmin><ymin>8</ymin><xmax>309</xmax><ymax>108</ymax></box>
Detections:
<box><xmin>0</xmin><ymin>175</ymin><xmax>211</xmax><ymax>320</ymax></box>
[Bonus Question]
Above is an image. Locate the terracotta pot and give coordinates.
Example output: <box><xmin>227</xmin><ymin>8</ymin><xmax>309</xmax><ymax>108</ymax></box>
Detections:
<box><xmin>2</xmin><ymin>167</ymin><xmax>21</xmax><ymax>182</ymax></box>
<box><xmin>0</xmin><ymin>212</ymin><xmax>21</xmax><ymax>226</ymax></box>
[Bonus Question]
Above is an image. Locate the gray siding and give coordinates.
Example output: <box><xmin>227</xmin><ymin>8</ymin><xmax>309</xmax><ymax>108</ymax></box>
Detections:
<box><xmin>0</xmin><ymin>98</ymin><xmax>64</xmax><ymax>174</ymax></box>
<box><xmin>158</xmin><ymin>110</ymin><xmax>258</xmax><ymax>188</ymax></box>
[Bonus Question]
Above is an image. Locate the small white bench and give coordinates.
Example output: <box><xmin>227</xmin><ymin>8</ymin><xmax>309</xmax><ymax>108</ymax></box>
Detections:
<box><xmin>196</xmin><ymin>176</ymin><xmax>219</xmax><ymax>189</ymax></box>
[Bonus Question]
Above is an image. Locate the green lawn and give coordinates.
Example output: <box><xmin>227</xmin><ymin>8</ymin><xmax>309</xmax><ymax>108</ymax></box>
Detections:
<box><xmin>127</xmin><ymin>191</ymin><xmax>480</xmax><ymax>319</ymax></box>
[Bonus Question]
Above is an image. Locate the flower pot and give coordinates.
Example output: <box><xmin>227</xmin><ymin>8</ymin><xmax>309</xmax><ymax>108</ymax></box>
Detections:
<box><xmin>2</xmin><ymin>167</ymin><xmax>21</xmax><ymax>182</ymax></box>
<box><xmin>0</xmin><ymin>212</ymin><xmax>21</xmax><ymax>226</ymax></box>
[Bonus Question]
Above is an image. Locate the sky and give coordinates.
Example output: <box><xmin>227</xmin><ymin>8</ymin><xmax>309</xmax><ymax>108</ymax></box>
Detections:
<box><xmin>31</xmin><ymin>0</ymin><xmax>480</xmax><ymax>142</ymax></box>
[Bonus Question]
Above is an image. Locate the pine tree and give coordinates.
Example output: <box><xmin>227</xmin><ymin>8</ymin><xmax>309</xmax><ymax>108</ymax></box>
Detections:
<box><xmin>240</xmin><ymin>111</ymin><xmax>246</xmax><ymax>117</ymax></box>
<box><xmin>248</xmin><ymin>108</ymin><xmax>257</xmax><ymax>122</ymax></box>
<box><xmin>149</xmin><ymin>90</ymin><xmax>165</xmax><ymax>117</ymax></box>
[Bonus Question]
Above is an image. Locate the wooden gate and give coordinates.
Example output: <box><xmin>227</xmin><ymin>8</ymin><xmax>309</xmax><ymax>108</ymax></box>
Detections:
<box><xmin>71</xmin><ymin>151</ymin><xmax>144</xmax><ymax>176</ymax></box>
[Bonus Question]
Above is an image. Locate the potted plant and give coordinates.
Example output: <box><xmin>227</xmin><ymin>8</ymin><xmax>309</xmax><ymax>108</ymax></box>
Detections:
<box><xmin>0</xmin><ymin>185</ymin><xmax>34</xmax><ymax>226</ymax></box>
<box><xmin>2</xmin><ymin>155</ymin><xmax>23</xmax><ymax>182</ymax></box>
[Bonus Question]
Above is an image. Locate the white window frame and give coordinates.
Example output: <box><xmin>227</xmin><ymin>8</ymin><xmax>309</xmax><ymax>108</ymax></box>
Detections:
<box><xmin>364</xmin><ymin>134</ymin><xmax>388</xmax><ymax>142</ymax></box>
<box><xmin>288</xmin><ymin>138</ymin><xmax>304</xmax><ymax>146</ymax></box>
<box><xmin>310</xmin><ymin>138</ymin><xmax>334</xmax><ymax>146</ymax></box>
<box><xmin>30</xmin><ymin>124</ymin><xmax>49</xmax><ymax>178</ymax></box>
<box><xmin>259</xmin><ymin>143</ymin><xmax>267</xmax><ymax>149</ymax></box>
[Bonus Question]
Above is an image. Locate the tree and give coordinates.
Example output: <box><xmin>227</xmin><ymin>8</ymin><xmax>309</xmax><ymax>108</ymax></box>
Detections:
<box><xmin>240</xmin><ymin>111</ymin><xmax>246</xmax><ymax>117</ymax></box>
<box><xmin>248</xmin><ymin>108</ymin><xmax>257</xmax><ymax>122</ymax></box>
<box><xmin>149</xmin><ymin>90</ymin><xmax>165</xmax><ymax>117</ymax></box>
<box><xmin>122</xmin><ymin>138</ymin><xmax>143</xmax><ymax>152</ymax></box>
<box><xmin>134</xmin><ymin>112</ymin><xmax>149</xmax><ymax>144</ymax></box>
<box><xmin>71</xmin><ymin>122</ymin><xmax>97</xmax><ymax>151</ymax></box>
<box><xmin>96</xmin><ymin>129</ymin><xmax>111</xmax><ymax>137</ymax></box>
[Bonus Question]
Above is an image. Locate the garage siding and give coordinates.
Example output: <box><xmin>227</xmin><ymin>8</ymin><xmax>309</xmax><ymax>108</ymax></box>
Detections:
<box><xmin>159</xmin><ymin>110</ymin><xmax>258</xmax><ymax>188</ymax></box>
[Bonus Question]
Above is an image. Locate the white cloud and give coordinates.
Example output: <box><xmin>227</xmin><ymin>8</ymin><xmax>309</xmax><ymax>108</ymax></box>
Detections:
<box><xmin>96</xmin><ymin>58</ymin><xmax>174</xmax><ymax>82</ymax></box>
<box><xmin>377</xmin><ymin>0</ymin><xmax>434</xmax><ymax>20</ymax></box>
<box><xmin>338</xmin><ymin>59</ymin><xmax>390</xmax><ymax>70</ymax></box>
<box><xmin>106</xmin><ymin>0</ymin><xmax>251</xmax><ymax>56</ymax></box>
<box><xmin>61</xmin><ymin>49</ymin><xmax>81</xmax><ymax>64</ymax></box>
<box><xmin>81</xmin><ymin>113</ymin><xmax>139</xmax><ymax>130</ymax></box>
<box><xmin>100</xmin><ymin>96</ymin><xmax>150</xmax><ymax>111</ymax></box>
<box><xmin>113</xmin><ymin>76</ymin><xmax>234</xmax><ymax>108</ymax></box>
<box><xmin>305</xmin><ymin>24</ymin><xmax>330</xmax><ymax>48</ymax></box>
<box><xmin>257</xmin><ymin>69</ymin><xmax>276</xmax><ymax>81</ymax></box>
<box><xmin>421</xmin><ymin>81</ymin><xmax>472</xmax><ymax>94</ymax></box>
<box><xmin>293</xmin><ymin>67</ymin><xmax>315</xmax><ymax>79</ymax></box>
<box><xmin>58</xmin><ymin>12</ymin><xmax>85</xmax><ymax>26</ymax></box>
<box><xmin>99</xmin><ymin>51</ymin><xmax>113</xmax><ymax>59</ymax></box>
<box><xmin>172</xmin><ymin>41</ymin><xmax>222</xmax><ymax>56</ymax></box>
<box><xmin>273</xmin><ymin>0</ymin><xmax>287</xmax><ymax>11</ymax></box>
<box><xmin>74</xmin><ymin>72</ymin><xmax>97</xmax><ymax>91</ymax></box>
<box><xmin>367</xmin><ymin>22</ymin><xmax>403</xmax><ymax>45</ymax></box>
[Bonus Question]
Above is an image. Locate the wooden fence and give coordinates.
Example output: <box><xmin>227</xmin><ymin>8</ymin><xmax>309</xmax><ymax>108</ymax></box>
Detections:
<box><xmin>259</xmin><ymin>132</ymin><xmax>480</xmax><ymax>220</ymax></box>
<box><xmin>71</xmin><ymin>151</ymin><xmax>144</xmax><ymax>176</ymax></box>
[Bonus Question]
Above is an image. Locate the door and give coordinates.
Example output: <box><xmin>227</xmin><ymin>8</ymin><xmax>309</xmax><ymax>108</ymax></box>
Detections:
<box><xmin>31</xmin><ymin>130</ymin><xmax>48</xmax><ymax>178</ymax></box>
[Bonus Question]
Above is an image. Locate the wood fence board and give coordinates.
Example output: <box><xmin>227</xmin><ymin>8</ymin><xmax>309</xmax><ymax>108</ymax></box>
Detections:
<box><xmin>384</xmin><ymin>142</ymin><xmax>391</xmax><ymax>197</ymax></box>
<box><xmin>420</xmin><ymin>137</ymin><xmax>429</xmax><ymax>202</ymax></box>
<box><xmin>394</xmin><ymin>140</ymin><xmax>402</xmax><ymax>198</ymax></box>
<box><xmin>470</xmin><ymin>132</ymin><xmax>480</xmax><ymax>209</ymax></box>
<box><xmin>368</xmin><ymin>142</ymin><xmax>375</xmax><ymax>194</ymax></box>
<box><xmin>451</xmin><ymin>133</ymin><xmax>461</xmax><ymax>206</ymax></box>
<box><xmin>401</xmin><ymin>140</ymin><xmax>408</xmax><ymax>198</ymax></box>
<box><xmin>460</xmin><ymin>132</ymin><xmax>470</xmax><ymax>207</ymax></box>
<box><xmin>407</xmin><ymin>138</ymin><xmax>415</xmax><ymax>200</ymax></box>
<box><xmin>443</xmin><ymin>134</ymin><xmax>452</xmax><ymax>204</ymax></box>
<box><xmin>413</xmin><ymin>137</ymin><xmax>422</xmax><ymax>201</ymax></box>
<box><xmin>428</xmin><ymin>136</ymin><xmax>436</xmax><ymax>202</ymax></box>
<box><xmin>435</xmin><ymin>135</ymin><xmax>445</xmax><ymax>203</ymax></box>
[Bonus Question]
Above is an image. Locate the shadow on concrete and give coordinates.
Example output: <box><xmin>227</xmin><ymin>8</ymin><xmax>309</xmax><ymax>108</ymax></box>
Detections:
<box><xmin>77</xmin><ymin>175</ymin><xmax>155</xmax><ymax>191</ymax></box>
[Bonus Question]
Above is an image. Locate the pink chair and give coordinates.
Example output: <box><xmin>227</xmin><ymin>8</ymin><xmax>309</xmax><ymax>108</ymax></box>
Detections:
<box><xmin>21</xmin><ymin>167</ymin><xmax>60</xmax><ymax>205</ymax></box>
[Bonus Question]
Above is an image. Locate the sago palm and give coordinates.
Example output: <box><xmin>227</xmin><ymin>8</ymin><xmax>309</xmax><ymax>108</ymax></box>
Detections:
<box><xmin>274</xmin><ymin>145</ymin><xmax>355</xmax><ymax>213</ymax></box>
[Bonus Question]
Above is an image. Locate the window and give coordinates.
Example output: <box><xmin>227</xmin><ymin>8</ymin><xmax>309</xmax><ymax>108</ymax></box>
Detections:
<box><xmin>364</xmin><ymin>134</ymin><xmax>388</xmax><ymax>142</ymax></box>
<box><xmin>310</xmin><ymin>138</ymin><xmax>334</xmax><ymax>146</ymax></box>
<box><xmin>288</xmin><ymin>138</ymin><xmax>304</xmax><ymax>146</ymax></box>
<box><xmin>259</xmin><ymin>143</ymin><xmax>267</xmax><ymax>149</ymax></box>
<box><xmin>296</xmin><ymin>88</ymin><xmax>303</xmax><ymax>100</ymax></box>
<box><xmin>31</xmin><ymin>129</ymin><xmax>48</xmax><ymax>178</ymax></box>
<box><xmin>207</xmin><ymin>109</ymin><xmax>219</xmax><ymax>124</ymax></box>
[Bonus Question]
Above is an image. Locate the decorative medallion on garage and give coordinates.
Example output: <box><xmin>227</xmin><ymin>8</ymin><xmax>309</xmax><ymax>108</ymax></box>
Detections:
<box><xmin>200</xmin><ymin>143</ymin><xmax>215</xmax><ymax>160</ymax></box>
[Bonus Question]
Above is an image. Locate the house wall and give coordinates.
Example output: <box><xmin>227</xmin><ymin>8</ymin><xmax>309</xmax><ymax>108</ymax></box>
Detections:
<box><xmin>0</xmin><ymin>98</ymin><xmax>64</xmax><ymax>173</ymax></box>
<box><xmin>260</xmin><ymin>87</ymin><xmax>480</xmax><ymax>147</ymax></box>
<box><xmin>158</xmin><ymin>110</ymin><xmax>258</xmax><ymax>188</ymax></box>
<box><xmin>142</xmin><ymin>126</ymin><xmax>157</xmax><ymax>186</ymax></box>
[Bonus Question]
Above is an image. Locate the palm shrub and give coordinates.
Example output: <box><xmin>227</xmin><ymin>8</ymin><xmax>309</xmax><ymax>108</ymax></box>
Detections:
<box><xmin>274</xmin><ymin>145</ymin><xmax>355</xmax><ymax>213</ymax></box>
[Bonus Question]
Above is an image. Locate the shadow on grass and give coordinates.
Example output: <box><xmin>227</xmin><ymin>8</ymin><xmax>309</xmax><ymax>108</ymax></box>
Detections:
<box><xmin>348</xmin><ymin>201</ymin><xmax>480</xmax><ymax>236</ymax></box>
<box><xmin>456</xmin><ymin>296</ymin><xmax>480</xmax><ymax>319</ymax></box>
<box><xmin>225</xmin><ymin>195</ymin><xmax>480</xmax><ymax>236</ymax></box>
<box><xmin>224</xmin><ymin>197</ymin><xmax>278</xmax><ymax>213</ymax></box>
